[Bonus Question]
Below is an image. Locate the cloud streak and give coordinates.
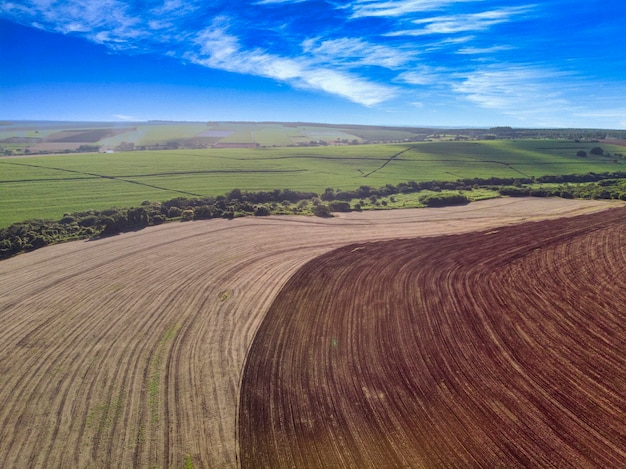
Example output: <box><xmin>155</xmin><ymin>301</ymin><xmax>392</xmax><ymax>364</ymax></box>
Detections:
<box><xmin>387</xmin><ymin>6</ymin><xmax>535</xmax><ymax>36</ymax></box>
<box><xmin>452</xmin><ymin>65</ymin><xmax>574</xmax><ymax>123</ymax></box>
<box><xmin>349</xmin><ymin>0</ymin><xmax>478</xmax><ymax>18</ymax></box>
<box><xmin>189</xmin><ymin>23</ymin><xmax>397</xmax><ymax>106</ymax></box>
<box><xmin>301</xmin><ymin>37</ymin><xmax>413</xmax><ymax>68</ymax></box>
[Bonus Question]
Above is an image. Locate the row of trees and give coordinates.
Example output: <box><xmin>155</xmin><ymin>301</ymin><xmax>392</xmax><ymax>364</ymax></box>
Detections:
<box><xmin>500</xmin><ymin>179</ymin><xmax>626</xmax><ymax>200</ymax></box>
<box><xmin>2</xmin><ymin>171</ymin><xmax>626</xmax><ymax>259</ymax></box>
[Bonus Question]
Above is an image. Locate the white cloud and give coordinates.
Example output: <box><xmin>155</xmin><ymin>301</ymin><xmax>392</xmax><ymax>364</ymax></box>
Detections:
<box><xmin>189</xmin><ymin>24</ymin><xmax>397</xmax><ymax>106</ymax></box>
<box><xmin>5</xmin><ymin>0</ymin><xmax>147</xmax><ymax>50</ymax></box>
<box><xmin>301</xmin><ymin>37</ymin><xmax>412</xmax><ymax>68</ymax></box>
<box><xmin>254</xmin><ymin>0</ymin><xmax>308</xmax><ymax>4</ymax></box>
<box><xmin>422</xmin><ymin>35</ymin><xmax>475</xmax><ymax>51</ymax></box>
<box><xmin>2</xmin><ymin>2</ymin><xmax>399</xmax><ymax>106</ymax></box>
<box><xmin>350</xmin><ymin>0</ymin><xmax>478</xmax><ymax>18</ymax></box>
<box><xmin>387</xmin><ymin>6</ymin><xmax>534</xmax><ymax>36</ymax></box>
<box><xmin>396</xmin><ymin>65</ymin><xmax>447</xmax><ymax>85</ymax></box>
<box><xmin>113</xmin><ymin>114</ymin><xmax>136</xmax><ymax>121</ymax></box>
<box><xmin>452</xmin><ymin>66</ymin><xmax>571</xmax><ymax>118</ymax></box>
<box><xmin>456</xmin><ymin>45</ymin><xmax>514</xmax><ymax>54</ymax></box>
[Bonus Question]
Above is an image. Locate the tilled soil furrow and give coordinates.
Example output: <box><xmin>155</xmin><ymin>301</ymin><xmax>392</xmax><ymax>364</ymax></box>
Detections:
<box><xmin>239</xmin><ymin>206</ymin><xmax>626</xmax><ymax>468</ymax></box>
<box><xmin>0</xmin><ymin>198</ymin><xmax>621</xmax><ymax>468</ymax></box>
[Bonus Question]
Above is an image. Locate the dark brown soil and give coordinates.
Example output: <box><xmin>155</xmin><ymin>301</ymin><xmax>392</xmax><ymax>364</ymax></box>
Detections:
<box><xmin>239</xmin><ymin>207</ymin><xmax>626</xmax><ymax>468</ymax></box>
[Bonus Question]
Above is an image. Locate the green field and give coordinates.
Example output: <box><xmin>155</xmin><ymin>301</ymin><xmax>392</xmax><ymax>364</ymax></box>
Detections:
<box><xmin>1</xmin><ymin>140</ymin><xmax>624</xmax><ymax>227</ymax></box>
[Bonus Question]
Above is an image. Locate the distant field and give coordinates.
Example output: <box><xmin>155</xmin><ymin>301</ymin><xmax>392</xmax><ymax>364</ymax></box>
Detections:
<box><xmin>0</xmin><ymin>139</ymin><xmax>623</xmax><ymax>227</ymax></box>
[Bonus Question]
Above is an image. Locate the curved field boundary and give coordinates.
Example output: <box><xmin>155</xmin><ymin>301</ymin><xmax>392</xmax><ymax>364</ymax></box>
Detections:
<box><xmin>239</xmin><ymin>206</ymin><xmax>626</xmax><ymax>467</ymax></box>
<box><xmin>0</xmin><ymin>198</ymin><xmax>621</xmax><ymax>468</ymax></box>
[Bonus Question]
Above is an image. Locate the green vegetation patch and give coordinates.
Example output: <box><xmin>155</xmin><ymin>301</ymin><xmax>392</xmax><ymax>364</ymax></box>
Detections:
<box><xmin>1</xmin><ymin>139</ymin><xmax>625</xmax><ymax>258</ymax></box>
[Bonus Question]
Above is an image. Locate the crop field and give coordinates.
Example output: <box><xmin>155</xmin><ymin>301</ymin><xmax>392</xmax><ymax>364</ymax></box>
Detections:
<box><xmin>240</xmin><ymin>204</ymin><xmax>626</xmax><ymax>468</ymax></box>
<box><xmin>0</xmin><ymin>198</ymin><xmax>622</xmax><ymax>468</ymax></box>
<box><xmin>0</xmin><ymin>121</ymin><xmax>421</xmax><ymax>152</ymax></box>
<box><xmin>1</xmin><ymin>139</ymin><xmax>623</xmax><ymax>227</ymax></box>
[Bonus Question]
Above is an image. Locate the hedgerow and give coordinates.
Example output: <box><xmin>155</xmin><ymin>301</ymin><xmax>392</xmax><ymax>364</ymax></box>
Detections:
<box><xmin>2</xmin><ymin>172</ymin><xmax>625</xmax><ymax>259</ymax></box>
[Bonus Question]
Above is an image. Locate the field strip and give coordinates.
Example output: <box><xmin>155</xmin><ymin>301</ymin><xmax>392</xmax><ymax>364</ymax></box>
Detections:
<box><xmin>0</xmin><ymin>198</ymin><xmax>621</xmax><ymax>468</ymax></box>
<box><xmin>0</xmin><ymin>160</ymin><xmax>205</xmax><ymax>197</ymax></box>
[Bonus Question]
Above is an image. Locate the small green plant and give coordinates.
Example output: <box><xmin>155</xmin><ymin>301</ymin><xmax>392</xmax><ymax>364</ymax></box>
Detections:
<box><xmin>184</xmin><ymin>454</ymin><xmax>194</xmax><ymax>469</ymax></box>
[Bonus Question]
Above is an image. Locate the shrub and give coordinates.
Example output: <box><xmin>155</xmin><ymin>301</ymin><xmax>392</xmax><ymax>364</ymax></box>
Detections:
<box><xmin>78</xmin><ymin>215</ymin><xmax>99</xmax><ymax>227</ymax></box>
<box><xmin>312</xmin><ymin>204</ymin><xmax>332</xmax><ymax>217</ymax></box>
<box><xmin>254</xmin><ymin>206</ymin><xmax>271</xmax><ymax>216</ymax></box>
<box><xmin>329</xmin><ymin>201</ymin><xmax>351</xmax><ymax>212</ymax></box>
<box><xmin>168</xmin><ymin>206</ymin><xmax>182</xmax><ymax>218</ymax></box>
<box><xmin>421</xmin><ymin>193</ymin><xmax>469</xmax><ymax>207</ymax></box>
<box><xmin>193</xmin><ymin>205</ymin><xmax>215</xmax><ymax>220</ymax></box>
<box><xmin>181</xmin><ymin>210</ymin><xmax>194</xmax><ymax>222</ymax></box>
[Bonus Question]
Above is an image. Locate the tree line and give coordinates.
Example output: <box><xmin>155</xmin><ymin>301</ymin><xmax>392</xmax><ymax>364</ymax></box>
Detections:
<box><xmin>2</xmin><ymin>172</ymin><xmax>625</xmax><ymax>260</ymax></box>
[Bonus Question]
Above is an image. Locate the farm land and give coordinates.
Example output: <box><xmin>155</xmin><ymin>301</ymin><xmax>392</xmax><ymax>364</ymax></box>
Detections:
<box><xmin>1</xmin><ymin>121</ymin><xmax>626</xmax><ymax>228</ymax></box>
<box><xmin>1</xmin><ymin>198</ymin><xmax>624</xmax><ymax>468</ymax></box>
<box><xmin>240</xmin><ymin>205</ymin><xmax>626</xmax><ymax>468</ymax></box>
<box><xmin>1</xmin><ymin>121</ymin><xmax>625</xmax><ymax>467</ymax></box>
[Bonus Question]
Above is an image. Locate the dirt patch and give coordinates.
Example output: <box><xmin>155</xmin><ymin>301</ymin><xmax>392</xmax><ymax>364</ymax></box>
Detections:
<box><xmin>0</xmin><ymin>198</ymin><xmax>621</xmax><ymax>468</ymax></box>
<box><xmin>240</xmin><ymin>206</ymin><xmax>626</xmax><ymax>468</ymax></box>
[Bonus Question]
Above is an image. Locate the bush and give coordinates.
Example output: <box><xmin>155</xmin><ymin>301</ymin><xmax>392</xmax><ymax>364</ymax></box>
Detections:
<box><xmin>254</xmin><ymin>206</ymin><xmax>271</xmax><ymax>216</ymax></box>
<box><xmin>329</xmin><ymin>201</ymin><xmax>351</xmax><ymax>212</ymax></box>
<box><xmin>168</xmin><ymin>206</ymin><xmax>182</xmax><ymax>218</ymax></box>
<box><xmin>499</xmin><ymin>187</ymin><xmax>530</xmax><ymax>197</ymax></box>
<box><xmin>193</xmin><ymin>205</ymin><xmax>215</xmax><ymax>220</ymax></box>
<box><xmin>312</xmin><ymin>204</ymin><xmax>332</xmax><ymax>217</ymax></box>
<box><xmin>78</xmin><ymin>215</ymin><xmax>98</xmax><ymax>227</ymax></box>
<box><xmin>421</xmin><ymin>193</ymin><xmax>469</xmax><ymax>207</ymax></box>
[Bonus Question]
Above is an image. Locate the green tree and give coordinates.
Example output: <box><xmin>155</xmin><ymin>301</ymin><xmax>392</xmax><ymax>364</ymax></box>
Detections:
<box><xmin>312</xmin><ymin>204</ymin><xmax>332</xmax><ymax>217</ymax></box>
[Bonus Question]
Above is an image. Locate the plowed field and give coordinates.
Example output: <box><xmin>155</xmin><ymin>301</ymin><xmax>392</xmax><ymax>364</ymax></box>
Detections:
<box><xmin>0</xmin><ymin>198</ymin><xmax>622</xmax><ymax>468</ymax></box>
<box><xmin>240</xmin><ymin>205</ymin><xmax>626</xmax><ymax>468</ymax></box>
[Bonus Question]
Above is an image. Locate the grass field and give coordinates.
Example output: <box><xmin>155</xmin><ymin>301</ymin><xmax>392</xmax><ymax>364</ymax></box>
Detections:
<box><xmin>1</xmin><ymin>140</ymin><xmax>623</xmax><ymax>227</ymax></box>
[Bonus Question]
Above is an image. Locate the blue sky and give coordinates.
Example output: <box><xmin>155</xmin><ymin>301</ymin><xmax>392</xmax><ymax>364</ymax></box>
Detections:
<box><xmin>1</xmin><ymin>0</ymin><xmax>625</xmax><ymax>128</ymax></box>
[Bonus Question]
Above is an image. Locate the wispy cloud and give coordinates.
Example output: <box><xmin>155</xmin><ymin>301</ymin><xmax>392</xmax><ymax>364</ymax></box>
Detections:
<box><xmin>387</xmin><ymin>6</ymin><xmax>535</xmax><ymax>36</ymax></box>
<box><xmin>188</xmin><ymin>23</ymin><xmax>397</xmax><ymax>106</ymax></box>
<box><xmin>423</xmin><ymin>35</ymin><xmax>475</xmax><ymax>51</ymax></box>
<box><xmin>302</xmin><ymin>37</ymin><xmax>413</xmax><ymax>68</ymax></box>
<box><xmin>350</xmin><ymin>0</ymin><xmax>478</xmax><ymax>18</ymax></box>
<box><xmin>452</xmin><ymin>65</ymin><xmax>572</xmax><ymax>118</ymax></box>
<box><xmin>113</xmin><ymin>113</ymin><xmax>136</xmax><ymax>121</ymax></box>
<box><xmin>2</xmin><ymin>0</ymin><xmax>147</xmax><ymax>50</ymax></box>
<box><xmin>254</xmin><ymin>0</ymin><xmax>308</xmax><ymax>3</ymax></box>
<box><xmin>396</xmin><ymin>65</ymin><xmax>448</xmax><ymax>85</ymax></box>
<box><xmin>456</xmin><ymin>45</ymin><xmax>514</xmax><ymax>54</ymax></box>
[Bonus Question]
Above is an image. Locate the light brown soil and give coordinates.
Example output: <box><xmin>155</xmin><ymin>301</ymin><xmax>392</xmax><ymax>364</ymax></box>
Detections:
<box><xmin>240</xmin><ymin>205</ymin><xmax>626</xmax><ymax>468</ymax></box>
<box><xmin>0</xmin><ymin>198</ymin><xmax>621</xmax><ymax>468</ymax></box>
